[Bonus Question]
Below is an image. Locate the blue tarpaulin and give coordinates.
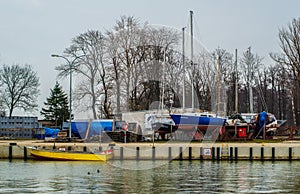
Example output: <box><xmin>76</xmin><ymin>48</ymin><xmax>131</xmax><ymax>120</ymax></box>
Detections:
<box><xmin>71</xmin><ymin>120</ymin><xmax>113</xmax><ymax>139</ymax></box>
<box><xmin>44</xmin><ymin>128</ymin><xmax>60</xmax><ymax>138</ymax></box>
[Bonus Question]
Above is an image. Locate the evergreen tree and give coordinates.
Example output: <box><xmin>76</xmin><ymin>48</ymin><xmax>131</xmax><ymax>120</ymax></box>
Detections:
<box><xmin>41</xmin><ymin>82</ymin><xmax>69</xmax><ymax>127</ymax></box>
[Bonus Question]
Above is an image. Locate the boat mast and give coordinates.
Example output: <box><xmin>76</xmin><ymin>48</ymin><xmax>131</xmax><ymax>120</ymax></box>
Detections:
<box><xmin>247</xmin><ymin>47</ymin><xmax>254</xmax><ymax>113</ymax></box>
<box><xmin>217</xmin><ymin>55</ymin><xmax>221</xmax><ymax>116</ymax></box>
<box><xmin>235</xmin><ymin>48</ymin><xmax>238</xmax><ymax>113</ymax></box>
<box><xmin>182</xmin><ymin>27</ymin><xmax>186</xmax><ymax>112</ymax></box>
<box><xmin>161</xmin><ymin>47</ymin><xmax>166</xmax><ymax>112</ymax></box>
<box><xmin>190</xmin><ymin>10</ymin><xmax>194</xmax><ymax>112</ymax></box>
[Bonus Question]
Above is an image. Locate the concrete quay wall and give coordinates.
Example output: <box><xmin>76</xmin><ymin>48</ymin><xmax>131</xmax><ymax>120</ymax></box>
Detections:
<box><xmin>1</xmin><ymin>140</ymin><xmax>300</xmax><ymax>161</ymax></box>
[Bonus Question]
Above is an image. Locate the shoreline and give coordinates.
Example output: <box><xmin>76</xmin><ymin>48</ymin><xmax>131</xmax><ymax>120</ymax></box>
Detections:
<box><xmin>1</xmin><ymin>140</ymin><xmax>300</xmax><ymax>161</ymax></box>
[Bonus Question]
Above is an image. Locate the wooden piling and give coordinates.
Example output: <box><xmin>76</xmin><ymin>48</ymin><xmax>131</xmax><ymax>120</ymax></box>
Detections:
<box><xmin>261</xmin><ymin>147</ymin><xmax>264</xmax><ymax>161</ymax></box>
<box><xmin>289</xmin><ymin>147</ymin><xmax>292</xmax><ymax>161</ymax></box>
<box><xmin>235</xmin><ymin>147</ymin><xmax>238</xmax><ymax>161</ymax></box>
<box><xmin>136</xmin><ymin>147</ymin><xmax>140</xmax><ymax>160</ymax></box>
<box><xmin>200</xmin><ymin>147</ymin><xmax>203</xmax><ymax>160</ymax></box>
<box><xmin>230</xmin><ymin>147</ymin><xmax>233</xmax><ymax>160</ymax></box>
<box><xmin>179</xmin><ymin>147</ymin><xmax>183</xmax><ymax>161</ymax></box>
<box><xmin>188</xmin><ymin>147</ymin><xmax>192</xmax><ymax>160</ymax></box>
<box><xmin>152</xmin><ymin>146</ymin><xmax>155</xmax><ymax>161</ymax></box>
<box><xmin>272</xmin><ymin>147</ymin><xmax>275</xmax><ymax>161</ymax></box>
<box><xmin>9</xmin><ymin>145</ymin><xmax>12</xmax><ymax>161</ymax></box>
<box><xmin>24</xmin><ymin>146</ymin><xmax>27</xmax><ymax>161</ymax></box>
<box><xmin>217</xmin><ymin>147</ymin><xmax>220</xmax><ymax>160</ymax></box>
<box><xmin>120</xmin><ymin>147</ymin><xmax>124</xmax><ymax>160</ymax></box>
<box><xmin>168</xmin><ymin>147</ymin><xmax>172</xmax><ymax>160</ymax></box>
<box><xmin>212</xmin><ymin>147</ymin><xmax>215</xmax><ymax>161</ymax></box>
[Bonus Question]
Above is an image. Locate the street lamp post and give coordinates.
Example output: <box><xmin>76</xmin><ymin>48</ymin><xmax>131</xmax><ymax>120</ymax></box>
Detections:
<box><xmin>51</xmin><ymin>54</ymin><xmax>82</xmax><ymax>140</ymax></box>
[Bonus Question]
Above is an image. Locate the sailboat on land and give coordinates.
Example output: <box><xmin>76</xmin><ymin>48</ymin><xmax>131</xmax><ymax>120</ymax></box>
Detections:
<box><xmin>170</xmin><ymin>113</ymin><xmax>226</xmax><ymax>131</ymax></box>
<box><xmin>170</xmin><ymin>11</ymin><xmax>226</xmax><ymax>132</ymax></box>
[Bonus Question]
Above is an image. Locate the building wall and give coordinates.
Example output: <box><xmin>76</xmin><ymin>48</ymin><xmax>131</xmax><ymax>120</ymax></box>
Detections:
<box><xmin>0</xmin><ymin>116</ymin><xmax>40</xmax><ymax>129</ymax></box>
<box><xmin>0</xmin><ymin>116</ymin><xmax>43</xmax><ymax>139</ymax></box>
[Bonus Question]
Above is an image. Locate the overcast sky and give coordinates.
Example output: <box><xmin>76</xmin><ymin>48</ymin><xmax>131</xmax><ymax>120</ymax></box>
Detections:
<box><xmin>0</xmin><ymin>0</ymin><xmax>299</xmax><ymax>118</ymax></box>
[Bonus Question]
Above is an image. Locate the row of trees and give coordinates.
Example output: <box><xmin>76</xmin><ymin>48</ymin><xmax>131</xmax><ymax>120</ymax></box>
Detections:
<box><xmin>45</xmin><ymin>16</ymin><xmax>300</xmax><ymax>126</ymax></box>
<box><xmin>1</xmin><ymin>16</ymin><xmax>300</xmax><ymax>127</ymax></box>
<box><xmin>55</xmin><ymin>16</ymin><xmax>182</xmax><ymax>120</ymax></box>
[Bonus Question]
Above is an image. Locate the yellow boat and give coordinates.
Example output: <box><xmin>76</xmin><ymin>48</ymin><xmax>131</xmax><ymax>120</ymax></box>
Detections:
<box><xmin>28</xmin><ymin>147</ymin><xmax>113</xmax><ymax>161</ymax></box>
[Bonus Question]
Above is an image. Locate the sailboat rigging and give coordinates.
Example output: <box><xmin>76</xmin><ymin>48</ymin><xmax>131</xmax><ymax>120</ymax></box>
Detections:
<box><xmin>170</xmin><ymin>11</ymin><xmax>226</xmax><ymax>140</ymax></box>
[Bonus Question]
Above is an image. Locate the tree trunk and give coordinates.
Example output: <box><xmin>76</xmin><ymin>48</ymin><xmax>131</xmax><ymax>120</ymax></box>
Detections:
<box><xmin>91</xmin><ymin>78</ymin><xmax>97</xmax><ymax>119</ymax></box>
<box><xmin>295</xmin><ymin>78</ymin><xmax>300</xmax><ymax>126</ymax></box>
<box><xmin>116</xmin><ymin>79</ymin><xmax>120</xmax><ymax>114</ymax></box>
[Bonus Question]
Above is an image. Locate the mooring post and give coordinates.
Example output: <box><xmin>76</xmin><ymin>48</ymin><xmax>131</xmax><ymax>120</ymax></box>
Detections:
<box><xmin>234</xmin><ymin>147</ymin><xmax>238</xmax><ymax>161</ymax></box>
<box><xmin>24</xmin><ymin>146</ymin><xmax>27</xmax><ymax>161</ymax></box>
<box><xmin>261</xmin><ymin>147</ymin><xmax>264</xmax><ymax>161</ymax></box>
<box><xmin>9</xmin><ymin>145</ymin><xmax>12</xmax><ymax>161</ymax></box>
<box><xmin>152</xmin><ymin>146</ymin><xmax>155</xmax><ymax>161</ymax></box>
<box><xmin>230</xmin><ymin>147</ymin><xmax>233</xmax><ymax>160</ymax></box>
<box><xmin>200</xmin><ymin>147</ymin><xmax>203</xmax><ymax>160</ymax></box>
<box><xmin>120</xmin><ymin>147</ymin><xmax>124</xmax><ymax>161</ymax></box>
<box><xmin>272</xmin><ymin>147</ymin><xmax>275</xmax><ymax>161</ymax></box>
<box><xmin>168</xmin><ymin>147</ymin><xmax>172</xmax><ymax>161</ymax></box>
<box><xmin>8</xmin><ymin>143</ymin><xmax>17</xmax><ymax>161</ymax></box>
<box><xmin>179</xmin><ymin>147</ymin><xmax>183</xmax><ymax>161</ymax></box>
<box><xmin>289</xmin><ymin>147</ymin><xmax>292</xmax><ymax>161</ymax></box>
<box><xmin>212</xmin><ymin>147</ymin><xmax>215</xmax><ymax>161</ymax></box>
<box><xmin>136</xmin><ymin>147</ymin><xmax>140</xmax><ymax>161</ymax></box>
<box><xmin>188</xmin><ymin>147</ymin><xmax>192</xmax><ymax>160</ymax></box>
<box><xmin>249</xmin><ymin>147</ymin><xmax>253</xmax><ymax>161</ymax></box>
<box><xmin>216</xmin><ymin>147</ymin><xmax>220</xmax><ymax>160</ymax></box>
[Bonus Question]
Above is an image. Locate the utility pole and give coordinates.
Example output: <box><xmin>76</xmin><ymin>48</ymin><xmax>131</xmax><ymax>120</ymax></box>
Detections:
<box><xmin>51</xmin><ymin>54</ymin><xmax>83</xmax><ymax>140</ymax></box>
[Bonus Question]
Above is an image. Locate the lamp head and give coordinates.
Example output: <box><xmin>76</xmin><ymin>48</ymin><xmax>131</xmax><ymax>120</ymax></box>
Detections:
<box><xmin>51</xmin><ymin>54</ymin><xmax>60</xmax><ymax>57</ymax></box>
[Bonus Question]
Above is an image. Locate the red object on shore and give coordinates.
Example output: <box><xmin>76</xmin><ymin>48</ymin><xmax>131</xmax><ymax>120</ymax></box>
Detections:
<box><xmin>238</xmin><ymin>127</ymin><xmax>247</xmax><ymax>138</ymax></box>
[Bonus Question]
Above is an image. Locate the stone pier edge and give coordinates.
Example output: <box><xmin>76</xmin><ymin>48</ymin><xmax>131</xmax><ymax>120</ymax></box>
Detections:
<box><xmin>1</xmin><ymin>140</ymin><xmax>300</xmax><ymax>161</ymax></box>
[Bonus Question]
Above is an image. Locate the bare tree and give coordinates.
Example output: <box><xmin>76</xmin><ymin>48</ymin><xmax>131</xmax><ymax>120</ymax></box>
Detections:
<box><xmin>0</xmin><ymin>95</ymin><xmax>5</xmax><ymax>116</ymax></box>
<box><xmin>274</xmin><ymin>65</ymin><xmax>293</xmax><ymax>122</ymax></box>
<box><xmin>56</xmin><ymin>30</ymin><xmax>111</xmax><ymax>119</ymax></box>
<box><xmin>192</xmin><ymin>51</ymin><xmax>215</xmax><ymax>111</ymax></box>
<box><xmin>106</xmin><ymin>31</ymin><xmax>122</xmax><ymax>115</ymax></box>
<box><xmin>0</xmin><ymin>64</ymin><xmax>40</xmax><ymax>117</ymax></box>
<box><xmin>135</xmin><ymin>27</ymin><xmax>180</xmax><ymax>110</ymax></box>
<box><xmin>109</xmin><ymin>16</ymin><xmax>146</xmax><ymax>111</ymax></box>
<box><xmin>240</xmin><ymin>47</ymin><xmax>263</xmax><ymax>113</ymax></box>
<box><xmin>211</xmin><ymin>48</ymin><xmax>234</xmax><ymax>115</ymax></box>
<box><xmin>270</xmin><ymin>18</ymin><xmax>300</xmax><ymax>126</ymax></box>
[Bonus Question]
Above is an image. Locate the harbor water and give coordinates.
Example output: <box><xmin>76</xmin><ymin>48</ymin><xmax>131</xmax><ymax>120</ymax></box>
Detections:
<box><xmin>1</xmin><ymin>160</ymin><xmax>300</xmax><ymax>193</ymax></box>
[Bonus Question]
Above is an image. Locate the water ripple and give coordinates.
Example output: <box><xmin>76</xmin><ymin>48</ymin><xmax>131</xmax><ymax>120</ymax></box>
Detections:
<box><xmin>1</xmin><ymin>160</ymin><xmax>300</xmax><ymax>193</ymax></box>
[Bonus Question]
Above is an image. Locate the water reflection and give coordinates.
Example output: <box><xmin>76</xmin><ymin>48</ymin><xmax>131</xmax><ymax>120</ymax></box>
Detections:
<box><xmin>0</xmin><ymin>160</ymin><xmax>300</xmax><ymax>193</ymax></box>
